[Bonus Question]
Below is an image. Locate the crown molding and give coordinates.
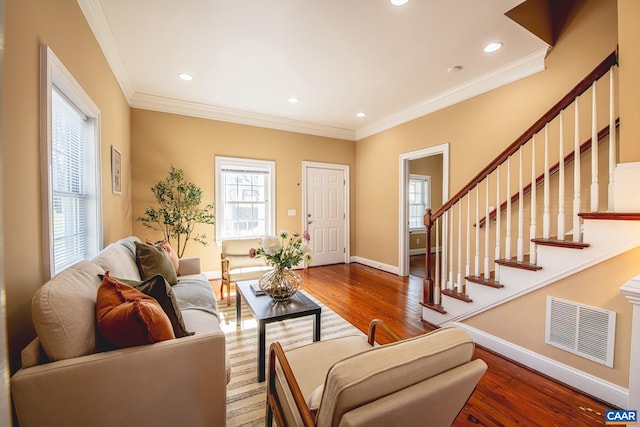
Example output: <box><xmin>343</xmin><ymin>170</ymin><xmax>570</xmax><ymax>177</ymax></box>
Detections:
<box><xmin>354</xmin><ymin>47</ymin><xmax>549</xmax><ymax>140</ymax></box>
<box><xmin>130</xmin><ymin>93</ymin><xmax>356</xmax><ymax>140</ymax></box>
<box><xmin>77</xmin><ymin>0</ymin><xmax>134</xmax><ymax>99</ymax></box>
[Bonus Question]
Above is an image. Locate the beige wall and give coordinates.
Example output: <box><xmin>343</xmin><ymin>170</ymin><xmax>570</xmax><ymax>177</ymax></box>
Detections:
<box><xmin>1</xmin><ymin>0</ymin><xmax>132</xmax><ymax>372</ymax></box>
<box><xmin>130</xmin><ymin>109</ymin><xmax>355</xmax><ymax>272</ymax></box>
<box><xmin>354</xmin><ymin>0</ymin><xmax>618</xmax><ymax>267</ymax></box>
<box><xmin>618</xmin><ymin>0</ymin><xmax>640</xmax><ymax>162</ymax></box>
<box><xmin>464</xmin><ymin>247</ymin><xmax>640</xmax><ymax>387</ymax></box>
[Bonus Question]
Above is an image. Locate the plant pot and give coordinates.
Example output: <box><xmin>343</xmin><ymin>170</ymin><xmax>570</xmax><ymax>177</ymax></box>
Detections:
<box><xmin>258</xmin><ymin>268</ymin><xmax>302</xmax><ymax>302</ymax></box>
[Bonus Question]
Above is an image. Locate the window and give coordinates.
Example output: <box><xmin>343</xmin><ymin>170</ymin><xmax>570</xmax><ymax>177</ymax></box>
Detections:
<box><xmin>215</xmin><ymin>157</ymin><xmax>275</xmax><ymax>240</ymax></box>
<box><xmin>409</xmin><ymin>174</ymin><xmax>431</xmax><ymax>230</ymax></box>
<box><xmin>41</xmin><ymin>46</ymin><xmax>101</xmax><ymax>279</ymax></box>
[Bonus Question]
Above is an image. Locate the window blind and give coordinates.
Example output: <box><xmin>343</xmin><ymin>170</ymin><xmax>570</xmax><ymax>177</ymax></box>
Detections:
<box><xmin>51</xmin><ymin>87</ymin><xmax>92</xmax><ymax>274</ymax></box>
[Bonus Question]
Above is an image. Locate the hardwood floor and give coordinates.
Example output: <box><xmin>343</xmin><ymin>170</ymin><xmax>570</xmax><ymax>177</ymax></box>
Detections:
<box><xmin>214</xmin><ymin>262</ymin><xmax>615</xmax><ymax>426</ymax></box>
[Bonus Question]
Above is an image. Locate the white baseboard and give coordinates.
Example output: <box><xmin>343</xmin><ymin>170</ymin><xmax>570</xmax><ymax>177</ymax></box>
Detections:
<box><xmin>205</xmin><ymin>270</ymin><xmax>220</xmax><ymax>280</ymax></box>
<box><xmin>449</xmin><ymin>322</ymin><xmax>629</xmax><ymax>409</ymax></box>
<box><xmin>350</xmin><ymin>256</ymin><xmax>400</xmax><ymax>275</ymax></box>
<box><xmin>409</xmin><ymin>247</ymin><xmax>440</xmax><ymax>256</ymax></box>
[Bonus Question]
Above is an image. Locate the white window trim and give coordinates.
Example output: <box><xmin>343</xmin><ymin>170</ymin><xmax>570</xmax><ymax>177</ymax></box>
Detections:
<box><xmin>214</xmin><ymin>156</ymin><xmax>276</xmax><ymax>243</ymax></box>
<box><xmin>409</xmin><ymin>174</ymin><xmax>431</xmax><ymax>231</ymax></box>
<box><xmin>40</xmin><ymin>45</ymin><xmax>102</xmax><ymax>280</ymax></box>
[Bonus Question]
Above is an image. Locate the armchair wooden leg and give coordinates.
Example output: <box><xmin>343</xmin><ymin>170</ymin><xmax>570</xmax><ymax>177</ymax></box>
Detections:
<box><xmin>227</xmin><ymin>282</ymin><xmax>231</xmax><ymax>305</ymax></box>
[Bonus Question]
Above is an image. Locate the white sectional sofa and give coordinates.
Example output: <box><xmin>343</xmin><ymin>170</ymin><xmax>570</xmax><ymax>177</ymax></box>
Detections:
<box><xmin>10</xmin><ymin>237</ymin><xmax>229</xmax><ymax>427</ymax></box>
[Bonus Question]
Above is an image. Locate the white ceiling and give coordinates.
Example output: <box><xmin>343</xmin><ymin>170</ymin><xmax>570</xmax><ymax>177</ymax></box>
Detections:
<box><xmin>79</xmin><ymin>0</ymin><xmax>549</xmax><ymax>140</ymax></box>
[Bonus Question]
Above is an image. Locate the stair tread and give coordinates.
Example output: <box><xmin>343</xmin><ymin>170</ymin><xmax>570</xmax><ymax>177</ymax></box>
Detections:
<box><xmin>442</xmin><ymin>288</ymin><xmax>473</xmax><ymax>303</ymax></box>
<box><xmin>421</xmin><ymin>301</ymin><xmax>447</xmax><ymax>314</ymax></box>
<box><xmin>495</xmin><ymin>254</ymin><xmax>542</xmax><ymax>271</ymax></box>
<box><xmin>532</xmin><ymin>237</ymin><xmax>590</xmax><ymax>249</ymax></box>
<box><xmin>578</xmin><ymin>212</ymin><xmax>640</xmax><ymax>221</ymax></box>
<box><xmin>466</xmin><ymin>272</ymin><xmax>504</xmax><ymax>288</ymax></box>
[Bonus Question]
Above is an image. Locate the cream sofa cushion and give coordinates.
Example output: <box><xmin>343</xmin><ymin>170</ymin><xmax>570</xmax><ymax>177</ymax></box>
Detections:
<box><xmin>316</xmin><ymin>327</ymin><xmax>476</xmax><ymax>427</ymax></box>
<box><xmin>93</xmin><ymin>238</ymin><xmax>141</xmax><ymax>280</ymax></box>
<box><xmin>32</xmin><ymin>261</ymin><xmax>104</xmax><ymax>361</ymax></box>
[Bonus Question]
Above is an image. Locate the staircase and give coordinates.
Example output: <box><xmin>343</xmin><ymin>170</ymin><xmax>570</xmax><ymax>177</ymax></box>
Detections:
<box><xmin>420</xmin><ymin>51</ymin><xmax>640</xmax><ymax>326</ymax></box>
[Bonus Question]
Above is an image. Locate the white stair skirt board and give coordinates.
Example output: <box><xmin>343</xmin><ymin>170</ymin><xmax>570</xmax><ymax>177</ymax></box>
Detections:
<box><xmin>614</xmin><ymin>162</ymin><xmax>640</xmax><ymax>211</ymax></box>
<box><xmin>449</xmin><ymin>322</ymin><xmax>629</xmax><ymax>409</ymax></box>
<box><xmin>422</xmin><ymin>219</ymin><xmax>640</xmax><ymax>325</ymax></box>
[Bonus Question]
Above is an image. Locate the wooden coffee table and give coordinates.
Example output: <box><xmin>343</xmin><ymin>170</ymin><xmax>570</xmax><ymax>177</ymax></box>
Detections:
<box><xmin>235</xmin><ymin>280</ymin><xmax>321</xmax><ymax>382</ymax></box>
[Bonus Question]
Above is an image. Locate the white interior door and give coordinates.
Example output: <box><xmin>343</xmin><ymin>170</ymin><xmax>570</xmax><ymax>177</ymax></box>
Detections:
<box><xmin>304</xmin><ymin>163</ymin><xmax>348</xmax><ymax>266</ymax></box>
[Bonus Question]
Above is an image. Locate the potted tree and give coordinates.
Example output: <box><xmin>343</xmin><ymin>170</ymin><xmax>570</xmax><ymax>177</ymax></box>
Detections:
<box><xmin>138</xmin><ymin>166</ymin><xmax>215</xmax><ymax>258</ymax></box>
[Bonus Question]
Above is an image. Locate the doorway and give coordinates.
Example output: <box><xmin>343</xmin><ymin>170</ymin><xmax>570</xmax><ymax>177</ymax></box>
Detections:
<box><xmin>398</xmin><ymin>144</ymin><xmax>449</xmax><ymax>277</ymax></box>
<box><xmin>302</xmin><ymin>161</ymin><xmax>350</xmax><ymax>266</ymax></box>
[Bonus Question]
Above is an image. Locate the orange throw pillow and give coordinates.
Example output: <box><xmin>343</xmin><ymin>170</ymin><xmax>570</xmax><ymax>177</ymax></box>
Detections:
<box><xmin>96</xmin><ymin>272</ymin><xmax>175</xmax><ymax>348</ymax></box>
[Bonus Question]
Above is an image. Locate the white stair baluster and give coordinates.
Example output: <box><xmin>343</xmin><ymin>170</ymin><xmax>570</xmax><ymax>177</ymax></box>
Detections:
<box><xmin>495</xmin><ymin>165</ymin><xmax>501</xmax><ymax>281</ymax></box>
<box><xmin>484</xmin><ymin>178</ymin><xmax>491</xmax><ymax>278</ymax></box>
<box><xmin>608</xmin><ymin>67</ymin><xmax>616</xmax><ymax>211</ymax></box>
<box><xmin>530</xmin><ymin>135</ymin><xmax>537</xmax><ymax>264</ymax></box>
<box><xmin>591</xmin><ymin>81</ymin><xmax>599</xmax><ymax>212</ymax></box>
<box><xmin>558</xmin><ymin>110</ymin><xmax>566</xmax><ymax>240</ymax></box>
<box><xmin>517</xmin><ymin>147</ymin><xmax>524</xmax><ymax>262</ymax></box>
<box><xmin>466</xmin><ymin>192</ymin><xmax>471</xmax><ymax>281</ymax></box>
<box><xmin>475</xmin><ymin>185</ymin><xmax>480</xmax><ymax>276</ymax></box>
<box><xmin>435</xmin><ymin>218</ymin><xmax>440</xmax><ymax>306</ymax></box>
<box><xmin>543</xmin><ymin>125</ymin><xmax>551</xmax><ymax>239</ymax></box>
<box><xmin>505</xmin><ymin>156</ymin><xmax>512</xmax><ymax>260</ymax></box>
<box><xmin>442</xmin><ymin>213</ymin><xmax>448</xmax><ymax>292</ymax></box>
<box><xmin>573</xmin><ymin>98</ymin><xmax>582</xmax><ymax>242</ymax></box>
<box><xmin>457</xmin><ymin>202</ymin><xmax>463</xmax><ymax>294</ymax></box>
<box><xmin>449</xmin><ymin>209</ymin><xmax>454</xmax><ymax>290</ymax></box>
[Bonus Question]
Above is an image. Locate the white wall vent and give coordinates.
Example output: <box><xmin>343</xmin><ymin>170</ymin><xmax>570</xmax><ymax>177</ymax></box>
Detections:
<box><xmin>545</xmin><ymin>296</ymin><xmax>616</xmax><ymax>367</ymax></box>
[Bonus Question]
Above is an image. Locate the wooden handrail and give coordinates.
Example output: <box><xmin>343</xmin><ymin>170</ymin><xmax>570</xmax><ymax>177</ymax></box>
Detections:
<box><xmin>430</xmin><ymin>50</ymin><xmax>617</xmax><ymax>223</ymax></box>
<box><xmin>476</xmin><ymin>119</ymin><xmax>619</xmax><ymax>227</ymax></box>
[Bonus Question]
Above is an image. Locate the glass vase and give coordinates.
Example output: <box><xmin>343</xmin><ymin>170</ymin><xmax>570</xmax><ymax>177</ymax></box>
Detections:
<box><xmin>258</xmin><ymin>268</ymin><xmax>302</xmax><ymax>302</ymax></box>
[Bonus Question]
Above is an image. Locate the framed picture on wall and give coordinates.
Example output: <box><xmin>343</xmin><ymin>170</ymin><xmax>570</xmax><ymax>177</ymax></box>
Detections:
<box><xmin>111</xmin><ymin>146</ymin><xmax>122</xmax><ymax>194</ymax></box>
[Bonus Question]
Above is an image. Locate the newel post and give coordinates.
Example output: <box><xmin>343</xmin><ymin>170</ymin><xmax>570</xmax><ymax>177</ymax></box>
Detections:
<box><xmin>423</xmin><ymin>209</ymin><xmax>434</xmax><ymax>305</ymax></box>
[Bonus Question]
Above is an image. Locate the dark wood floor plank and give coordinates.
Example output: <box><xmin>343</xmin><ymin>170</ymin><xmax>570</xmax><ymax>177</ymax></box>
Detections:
<box><xmin>212</xmin><ymin>262</ymin><xmax>614</xmax><ymax>426</ymax></box>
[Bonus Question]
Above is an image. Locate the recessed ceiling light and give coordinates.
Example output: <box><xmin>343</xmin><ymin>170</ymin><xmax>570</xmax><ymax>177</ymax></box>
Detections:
<box><xmin>288</xmin><ymin>97</ymin><xmax>299</xmax><ymax>104</ymax></box>
<box><xmin>177</xmin><ymin>73</ymin><xmax>193</xmax><ymax>81</ymax></box>
<box><xmin>390</xmin><ymin>0</ymin><xmax>408</xmax><ymax>5</ymax></box>
<box><xmin>483</xmin><ymin>42</ymin><xmax>503</xmax><ymax>53</ymax></box>
<box><xmin>356</xmin><ymin>112</ymin><xmax>366</xmax><ymax>118</ymax></box>
<box><xmin>447</xmin><ymin>65</ymin><xmax>463</xmax><ymax>73</ymax></box>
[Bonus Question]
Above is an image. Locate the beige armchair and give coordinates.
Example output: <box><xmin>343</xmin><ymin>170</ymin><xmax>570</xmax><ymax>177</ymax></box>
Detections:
<box><xmin>220</xmin><ymin>238</ymin><xmax>273</xmax><ymax>305</ymax></box>
<box><xmin>267</xmin><ymin>322</ymin><xmax>487</xmax><ymax>427</ymax></box>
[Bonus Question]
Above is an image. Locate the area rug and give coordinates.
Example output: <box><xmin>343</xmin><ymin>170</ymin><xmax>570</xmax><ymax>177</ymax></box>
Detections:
<box><xmin>217</xmin><ymin>292</ymin><xmax>365</xmax><ymax>427</ymax></box>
